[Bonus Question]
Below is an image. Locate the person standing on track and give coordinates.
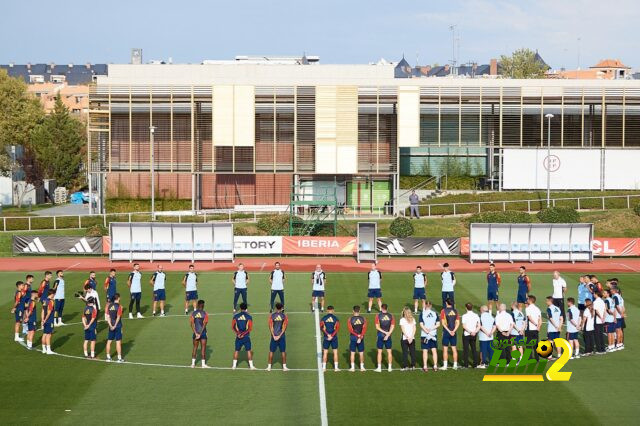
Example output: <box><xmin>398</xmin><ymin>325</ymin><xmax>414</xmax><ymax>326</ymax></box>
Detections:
<box><xmin>52</xmin><ymin>270</ymin><xmax>65</xmax><ymax>326</ymax></box>
<box><xmin>105</xmin><ymin>293</ymin><xmax>124</xmax><ymax>362</ymax></box>
<box><xmin>11</xmin><ymin>281</ymin><xmax>26</xmax><ymax>342</ymax></box>
<box><xmin>183</xmin><ymin>264</ymin><xmax>198</xmax><ymax>315</ymax></box>
<box><xmin>516</xmin><ymin>266</ymin><xmax>531</xmax><ymax>310</ymax></box>
<box><xmin>367</xmin><ymin>263</ymin><xmax>383</xmax><ymax>313</ymax></box>
<box><xmin>551</xmin><ymin>271</ymin><xmax>567</xmax><ymax>319</ymax></box>
<box><xmin>82</xmin><ymin>297</ymin><xmax>98</xmax><ymax>359</ymax></box>
<box><xmin>311</xmin><ymin>264</ymin><xmax>326</xmax><ymax>313</ymax></box>
<box><xmin>320</xmin><ymin>306</ymin><xmax>340</xmax><ymax>372</ymax></box>
<box><xmin>440</xmin><ymin>263</ymin><xmax>456</xmax><ymax>308</ymax></box>
<box><xmin>486</xmin><ymin>263</ymin><xmax>501</xmax><ymax>314</ymax></box>
<box><xmin>269</xmin><ymin>262</ymin><xmax>285</xmax><ymax>313</ymax></box>
<box><xmin>151</xmin><ymin>265</ymin><xmax>167</xmax><ymax>317</ymax></box>
<box><xmin>266</xmin><ymin>303</ymin><xmax>288</xmax><ymax>372</ymax></box>
<box><xmin>374</xmin><ymin>304</ymin><xmax>395</xmax><ymax>372</ymax></box>
<box><xmin>127</xmin><ymin>263</ymin><xmax>143</xmax><ymax>319</ymax></box>
<box><xmin>190</xmin><ymin>299</ymin><xmax>210</xmax><ymax>368</ymax></box>
<box><xmin>440</xmin><ymin>298</ymin><xmax>459</xmax><ymax>370</ymax></box>
<box><xmin>232</xmin><ymin>263</ymin><xmax>249</xmax><ymax>313</ymax></box>
<box><xmin>232</xmin><ymin>303</ymin><xmax>255</xmax><ymax>370</ymax></box>
<box><xmin>348</xmin><ymin>305</ymin><xmax>367</xmax><ymax>372</ymax></box>
<box><xmin>412</xmin><ymin>266</ymin><xmax>427</xmax><ymax>314</ymax></box>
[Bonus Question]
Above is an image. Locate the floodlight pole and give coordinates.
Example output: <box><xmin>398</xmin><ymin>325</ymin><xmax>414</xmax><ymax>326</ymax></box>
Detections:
<box><xmin>545</xmin><ymin>113</ymin><xmax>554</xmax><ymax>208</ymax></box>
<box><xmin>150</xmin><ymin>125</ymin><xmax>156</xmax><ymax>220</ymax></box>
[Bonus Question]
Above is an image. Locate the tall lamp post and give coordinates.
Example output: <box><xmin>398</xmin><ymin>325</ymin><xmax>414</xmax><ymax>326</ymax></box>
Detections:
<box><xmin>545</xmin><ymin>113</ymin><xmax>554</xmax><ymax>208</ymax></box>
<box><xmin>149</xmin><ymin>125</ymin><xmax>156</xmax><ymax>220</ymax></box>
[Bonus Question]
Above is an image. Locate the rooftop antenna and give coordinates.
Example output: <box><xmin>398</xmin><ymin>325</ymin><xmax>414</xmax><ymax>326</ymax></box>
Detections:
<box><xmin>577</xmin><ymin>37</ymin><xmax>581</xmax><ymax>70</ymax></box>
<box><xmin>449</xmin><ymin>24</ymin><xmax>457</xmax><ymax>75</ymax></box>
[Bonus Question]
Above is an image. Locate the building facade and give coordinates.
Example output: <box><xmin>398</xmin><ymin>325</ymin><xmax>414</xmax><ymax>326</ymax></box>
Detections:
<box><xmin>89</xmin><ymin>63</ymin><xmax>640</xmax><ymax>210</ymax></box>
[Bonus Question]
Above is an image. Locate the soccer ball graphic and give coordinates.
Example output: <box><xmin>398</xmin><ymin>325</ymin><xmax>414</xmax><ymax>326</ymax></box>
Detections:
<box><xmin>536</xmin><ymin>340</ymin><xmax>553</xmax><ymax>358</ymax></box>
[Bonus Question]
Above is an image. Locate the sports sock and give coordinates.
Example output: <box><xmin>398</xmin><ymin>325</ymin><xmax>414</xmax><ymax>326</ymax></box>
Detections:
<box><xmin>14</xmin><ymin>333</ymin><xmax>19</xmax><ymax>339</ymax></box>
<box><xmin>360</xmin><ymin>363</ymin><xmax>365</xmax><ymax>369</ymax></box>
<box><xmin>161</xmin><ymin>310</ymin><xmax>164</xmax><ymax>315</ymax></box>
<box><xmin>267</xmin><ymin>364</ymin><xmax>272</xmax><ymax>369</ymax></box>
<box><xmin>453</xmin><ymin>362</ymin><xmax>458</xmax><ymax>368</ymax></box>
<box><xmin>232</xmin><ymin>360</ymin><xmax>237</xmax><ymax>368</ymax></box>
<box><xmin>283</xmin><ymin>364</ymin><xmax>287</xmax><ymax>369</ymax></box>
<box><xmin>201</xmin><ymin>360</ymin><xmax>206</xmax><ymax>367</ymax></box>
<box><xmin>192</xmin><ymin>358</ymin><xmax>196</xmax><ymax>366</ymax></box>
<box><xmin>27</xmin><ymin>341</ymin><xmax>32</xmax><ymax>349</ymax></box>
<box><xmin>117</xmin><ymin>354</ymin><xmax>122</xmax><ymax>360</ymax></box>
<box><xmin>249</xmin><ymin>360</ymin><xmax>254</xmax><ymax>368</ymax></box>
<box><xmin>322</xmin><ymin>362</ymin><xmax>326</xmax><ymax>369</ymax></box>
<box><xmin>443</xmin><ymin>361</ymin><xmax>448</xmax><ymax>368</ymax></box>
<box><xmin>84</xmin><ymin>350</ymin><xmax>88</xmax><ymax>357</ymax></box>
<box><xmin>350</xmin><ymin>363</ymin><xmax>355</xmax><ymax>369</ymax></box>
<box><xmin>106</xmin><ymin>354</ymin><xmax>111</xmax><ymax>360</ymax></box>
<box><xmin>91</xmin><ymin>351</ymin><xmax>95</xmax><ymax>358</ymax></box>
<box><xmin>377</xmin><ymin>363</ymin><xmax>381</xmax><ymax>369</ymax></box>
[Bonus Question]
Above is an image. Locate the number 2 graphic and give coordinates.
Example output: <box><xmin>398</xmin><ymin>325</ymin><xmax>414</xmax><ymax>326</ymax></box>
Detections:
<box><xmin>546</xmin><ymin>338</ymin><xmax>573</xmax><ymax>381</ymax></box>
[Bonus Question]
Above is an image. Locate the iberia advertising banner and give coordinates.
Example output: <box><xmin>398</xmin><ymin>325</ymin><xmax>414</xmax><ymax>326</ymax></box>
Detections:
<box><xmin>282</xmin><ymin>236</ymin><xmax>357</xmax><ymax>255</ymax></box>
<box><xmin>460</xmin><ymin>237</ymin><xmax>640</xmax><ymax>257</ymax></box>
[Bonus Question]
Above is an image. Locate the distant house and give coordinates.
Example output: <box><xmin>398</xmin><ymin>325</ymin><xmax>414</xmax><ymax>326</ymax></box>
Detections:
<box><xmin>0</xmin><ymin>63</ymin><xmax>107</xmax><ymax>85</ymax></box>
<box><xmin>395</xmin><ymin>57</ymin><xmax>499</xmax><ymax>78</ymax></box>
<box><xmin>549</xmin><ymin>59</ymin><xmax>632</xmax><ymax>80</ymax></box>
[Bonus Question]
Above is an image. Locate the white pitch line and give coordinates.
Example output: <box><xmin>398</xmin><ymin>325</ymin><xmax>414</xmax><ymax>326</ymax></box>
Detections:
<box><xmin>614</xmin><ymin>263</ymin><xmax>640</xmax><ymax>273</ymax></box>
<box><xmin>64</xmin><ymin>262</ymin><xmax>81</xmax><ymax>271</ymax></box>
<box><xmin>313</xmin><ymin>304</ymin><xmax>329</xmax><ymax>426</ymax></box>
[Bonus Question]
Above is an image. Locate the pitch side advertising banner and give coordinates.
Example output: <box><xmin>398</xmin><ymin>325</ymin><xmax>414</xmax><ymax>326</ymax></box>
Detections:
<box><xmin>460</xmin><ymin>237</ymin><xmax>640</xmax><ymax>257</ymax></box>
<box><xmin>13</xmin><ymin>236</ymin><xmax>103</xmax><ymax>255</ymax></box>
<box><xmin>282</xmin><ymin>236</ymin><xmax>357</xmax><ymax>255</ymax></box>
<box><xmin>377</xmin><ymin>237</ymin><xmax>460</xmax><ymax>256</ymax></box>
<box><xmin>234</xmin><ymin>236</ymin><xmax>283</xmax><ymax>254</ymax></box>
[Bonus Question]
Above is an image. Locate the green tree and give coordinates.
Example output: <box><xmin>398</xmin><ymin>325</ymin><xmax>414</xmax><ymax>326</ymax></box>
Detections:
<box><xmin>499</xmin><ymin>48</ymin><xmax>549</xmax><ymax>79</ymax></box>
<box><xmin>31</xmin><ymin>94</ymin><xmax>85</xmax><ymax>188</ymax></box>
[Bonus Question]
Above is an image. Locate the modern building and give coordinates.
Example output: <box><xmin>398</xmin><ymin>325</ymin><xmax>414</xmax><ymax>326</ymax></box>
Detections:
<box><xmin>89</xmin><ymin>61</ymin><xmax>640</xmax><ymax>211</ymax></box>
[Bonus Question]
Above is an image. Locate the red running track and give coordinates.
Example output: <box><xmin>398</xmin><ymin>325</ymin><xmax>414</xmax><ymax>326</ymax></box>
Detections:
<box><xmin>0</xmin><ymin>257</ymin><xmax>638</xmax><ymax>273</ymax></box>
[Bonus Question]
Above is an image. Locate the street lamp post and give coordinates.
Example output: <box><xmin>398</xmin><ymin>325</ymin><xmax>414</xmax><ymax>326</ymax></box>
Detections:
<box><xmin>149</xmin><ymin>125</ymin><xmax>156</xmax><ymax>220</ymax></box>
<box><xmin>545</xmin><ymin>113</ymin><xmax>554</xmax><ymax>208</ymax></box>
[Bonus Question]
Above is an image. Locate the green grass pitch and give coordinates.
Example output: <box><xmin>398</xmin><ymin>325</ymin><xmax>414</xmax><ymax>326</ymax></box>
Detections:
<box><xmin>1</xmin><ymin>270</ymin><xmax>637</xmax><ymax>425</ymax></box>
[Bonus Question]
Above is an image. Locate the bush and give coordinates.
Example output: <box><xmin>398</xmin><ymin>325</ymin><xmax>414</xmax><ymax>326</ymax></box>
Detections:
<box><xmin>468</xmin><ymin>210</ymin><xmax>533</xmax><ymax>224</ymax></box>
<box><xmin>634</xmin><ymin>203</ymin><xmax>640</xmax><ymax>217</ymax></box>
<box><xmin>441</xmin><ymin>175</ymin><xmax>478</xmax><ymax>190</ymax></box>
<box><xmin>85</xmin><ymin>224</ymin><xmax>109</xmax><ymax>237</ymax></box>
<box><xmin>256</xmin><ymin>214</ymin><xmax>292</xmax><ymax>236</ymax></box>
<box><xmin>389</xmin><ymin>217</ymin><xmax>414</xmax><ymax>237</ymax></box>
<box><xmin>399</xmin><ymin>175</ymin><xmax>437</xmax><ymax>190</ymax></box>
<box><xmin>536</xmin><ymin>207</ymin><xmax>580</xmax><ymax>223</ymax></box>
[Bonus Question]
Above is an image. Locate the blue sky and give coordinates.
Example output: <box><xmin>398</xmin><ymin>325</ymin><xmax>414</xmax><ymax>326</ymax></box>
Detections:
<box><xmin>1</xmin><ymin>0</ymin><xmax>638</xmax><ymax>69</ymax></box>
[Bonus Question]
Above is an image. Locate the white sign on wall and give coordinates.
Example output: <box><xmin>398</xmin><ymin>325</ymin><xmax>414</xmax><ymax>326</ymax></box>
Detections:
<box><xmin>234</xmin><ymin>236</ymin><xmax>283</xmax><ymax>254</ymax></box>
<box><xmin>603</xmin><ymin>150</ymin><xmax>640</xmax><ymax>189</ymax></box>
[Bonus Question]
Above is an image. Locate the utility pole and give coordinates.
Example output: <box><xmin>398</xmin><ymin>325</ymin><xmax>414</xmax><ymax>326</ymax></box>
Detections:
<box><xmin>150</xmin><ymin>125</ymin><xmax>156</xmax><ymax>219</ymax></box>
<box><xmin>545</xmin><ymin>114</ymin><xmax>554</xmax><ymax>207</ymax></box>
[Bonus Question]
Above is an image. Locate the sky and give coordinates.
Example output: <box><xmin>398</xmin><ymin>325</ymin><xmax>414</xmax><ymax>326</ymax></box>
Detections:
<box><xmin>1</xmin><ymin>0</ymin><xmax>639</xmax><ymax>69</ymax></box>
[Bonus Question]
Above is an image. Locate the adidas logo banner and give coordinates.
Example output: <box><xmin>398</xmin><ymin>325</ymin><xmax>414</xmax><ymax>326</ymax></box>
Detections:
<box><xmin>13</xmin><ymin>236</ymin><xmax>103</xmax><ymax>255</ymax></box>
<box><xmin>376</xmin><ymin>237</ymin><xmax>460</xmax><ymax>256</ymax></box>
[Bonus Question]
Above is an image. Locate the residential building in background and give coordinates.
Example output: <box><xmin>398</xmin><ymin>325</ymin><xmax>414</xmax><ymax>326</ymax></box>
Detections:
<box><xmin>549</xmin><ymin>59</ymin><xmax>632</xmax><ymax>80</ymax></box>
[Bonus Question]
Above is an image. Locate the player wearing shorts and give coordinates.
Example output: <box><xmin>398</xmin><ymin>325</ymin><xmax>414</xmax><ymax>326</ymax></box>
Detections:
<box><xmin>486</xmin><ymin>263</ymin><xmax>501</xmax><ymax>313</ymax></box>
<box><xmin>525</xmin><ymin>295</ymin><xmax>542</xmax><ymax>361</ymax></box>
<box><xmin>150</xmin><ymin>265</ymin><xmax>166</xmax><ymax>316</ymax></box>
<box><xmin>311</xmin><ymin>264</ymin><xmax>326</xmax><ymax>313</ymax></box>
<box><xmin>412</xmin><ymin>266</ymin><xmax>427</xmax><ymax>314</ymax></box>
<box><xmin>611</xmin><ymin>287</ymin><xmax>625</xmax><ymax>350</ymax></box>
<box><xmin>82</xmin><ymin>297</ymin><xmax>98</xmax><ymax>359</ymax></box>
<box><xmin>127</xmin><ymin>263</ymin><xmax>143</xmax><ymax>319</ymax></box>
<box><xmin>440</xmin><ymin>263</ymin><xmax>456</xmax><ymax>308</ymax></box>
<box><xmin>348</xmin><ymin>306</ymin><xmax>367</xmax><ymax>372</ymax></box>
<box><xmin>603</xmin><ymin>289</ymin><xmax>616</xmax><ymax>351</ymax></box>
<box><xmin>21</xmin><ymin>274</ymin><xmax>34</xmax><ymax>335</ymax></box>
<box><xmin>440</xmin><ymin>298</ymin><xmax>459</xmax><ymax>370</ymax></box>
<box><xmin>516</xmin><ymin>266</ymin><xmax>531</xmax><ymax>309</ymax></box>
<box><xmin>41</xmin><ymin>289</ymin><xmax>55</xmax><ymax>354</ymax></box>
<box><xmin>566</xmin><ymin>298</ymin><xmax>581</xmax><ymax>358</ymax></box>
<box><xmin>419</xmin><ymin>301</ymin><xmax>440</xmax><ymax>372</ymax></box>
<box><xmin>106</xmin><ymin>293</ymin><xmax>124</xmax><ymax>362</ymax></box>
<box><xmin>269</xmin><ymin>262</ymin><xmax>285</xmax><ymax>313</ymax></box>
<box><xmin>266</xmin><ymin>303</ymin><xmax>288</xmax><ymax>372</ymax></box>
<box><xmin>320</xmin><ymin>306</ymin><xmax>340</xmax><ymax>372</ymax></box>
<box><xmin>374</xmin><ymin>304</ymin><xmax>395</xmax><ymax>372</ymax></box>
<box><xmin>546</xmin><ymin>296</ymin><xmax>564</xmax><ymax>358</ymax></box>
<box><xmin>232</xmin><ymin>264</ymin><xmax>249</xmax><ymax>313</ymax></box>
<box><xmin>82</xmin><ymin>271</ymin><xmax>101</xmax><ymax>317</ymax></box>
<box><xmin>367</xmin><ymin>263</ymin><xmax>383</xmax><ymax>313</ymax></box>
<box><xmin>232</xmin><ymin>303</ymin><xmax>255</xmax><ymax>370</ymax></box>
<box><xmin>577</xmin><ymin>275</ymin><xmax>591</xmax><ymax>312</ymax></box>
<box><xmin>37</xmin><ymin>271</ymin><xmax>52</xmax><ymax>310</ymax></box>
<box><xmin>510</xmin><ymin>302</ymin><xmax>525</xmax><ymax>356</ymax></box>
<box><xmin>478</xmin><ymin>305</ymin><xmax>495</xmax><ymax>368</ymax></box>
<box><xmin>11</xmin><ymin>281</ymin><xmax>26</xmax><ymax>342</ymax></box>
<box><xmin>104</xmin><ymin>269</ymin><xmax>117</xmax><ymax>304</ymax></box>
<box><xmin>52</xmin><ymin>270</ymin><xmax>65</xmax><ymax>326</ymax></box>
<box><xmin>183</xmin><ymin>264</ymin><xmax>198</xmax><ymax>315</ymax></box>
<box><xmin>190</xmin><ymin>300</ymin><xmax>210</xmax><ymax>368</ymax></box>
<box><xmin>23</xmin><ymin>290</ymin><xmax>38</xmax><ymax>350</ymax></box>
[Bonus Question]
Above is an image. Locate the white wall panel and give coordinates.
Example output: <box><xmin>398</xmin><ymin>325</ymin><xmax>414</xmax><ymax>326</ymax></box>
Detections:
<box><xmin>397</xmin><ymin>86</ymin><xmax>420</xmax><ymax>147</ymax></box>
<box><xmin>604</xmin><ymin>150</ymin><xmax>640</xmax><ymax>189</ymax></box>
<box><xmin>315</xmin><ymin>140</ymin><xmax>337</xmax><ymax>173</ymax></box>
<box><xmin>233</xmin><ymin>85</ymin><xmax>255</xmax><ymax>146</ymax></box>
<box><xmin>213</xmin><ymin>85</ymin><xmax>234</xmax><ymax>146</ymax></box>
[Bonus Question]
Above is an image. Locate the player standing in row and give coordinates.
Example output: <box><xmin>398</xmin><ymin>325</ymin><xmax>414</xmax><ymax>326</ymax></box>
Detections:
<box><xmin>37</xmin><ymin>271</ymin><xmax>52</xmax><ymax>309</ymax></box>
<box><xmin>551</xmin><ymin>271</ymin><xmax>567</xmax><ymax>318</ymax></box>
<box><xmin>419</xmin><ymin>301</ymin><xmax>439</xmax><ymax>372</ymax></box>
<box><xmin>83</xmin><ymin>271</ymin><xmax>101</xmax><ymax>316</ymax></box>
<box><xmin>183</xmin><ymin>264</ymin><xmax>198</xmax><ymax>315</ymax></box>
<box><xmin>311</xmin><ymin>264</ymin><xmax>326</xmax><ymax>313</ymax></box>
<box><xmin>461</xmin><ymin>303</ymin><xmax>480</xmax><ymax>369</ymax></box>
<box><xmin>441</xmin><ymin>263</ymin><xmax>456</xmax><ymax>308</ymax></box>
<box><xmin>190</xmin><ymin>299</ymin><xmax>209</xmax><ymax>368</ymax></box>
<box><xmin>486</xmin><ymin>263</ymin><xmax>501</xmax><ymax>314</ymax></box>
<box><xmin>269</xmin><ymin>262</ymin><xmax>285</xmax><ymax>313</ymax></box>
<box><xmin>412</xmin><ymin>266</ymin><xmax>427</xmax><ymax>314</ymax></box>
<box><xmin>440</xmin><ymin>298</ymin><xmax>459</xmax><ymax>370</ymax></box>
<box><xmin>525</xmin><ymin>295</ymin><xmax>542</xmax><ymax>361</ymax></box>
<box><xmin>545</xmin><ymin>296</ymin><xmax>564</xmax><ymax>358</ymax></box>
<box><xmin>41</xmin><ymin>289</ymin><xmax>55</xmax><ymax>354</ymax></box>
<box><xmin>52</xmin><ymin>270</ymin><xmax>65</xmax><ymax>326</ymax></box>
<box><xmin>11</xmin><ymin>281</ymin><xmax>26</xmax><ymax>342</ymax></box>
<box><xmin>566</xmin><ymin>298</ymin><xmax>581</xmax><ymax>358</ymax></box>
<box><xmin>82</xmin><ymin>297</ymin><xmax>98</xmax><ymax>359</ymax></box>
<box><xmin>105</xmin><ymin>293</ymin><xmax>124</xmax><ymax>362</ymax></box>
<box><xmin>21</xmin><ymin>275</ymin><xmax>34</xmax><ymax>335</ymax></box>
<box><xmin>577</xmin><ymin>275</ymin><xmax>592</xmax><ymax>312</ymax></box>
<box><xmin>151</xmin><ymin>265</ymin><xmax>166</xmax><ymax>317</ymax></box>
<box><xmin>510</xmin><ymin>302</ymin><xmax>525</xmax><ymax>357</ymax></box>
<box><xmin>592</xmin><ymin>291</ymin><xmax>606</xmax><ymax>354</ymax></box>
<box><xmin>232</xmin><ymin>263</ymin><xmax>249</xmax><ymax>313</ymax></box>
<box><xmin>232</xmin><ymin>303</ymin><xmax>255</xmax><ymax>370</ymax></box>
<box><xmin>23</xmin><ymin>290</ymin><xmax>38</xmax><ymax>350</ymax></box>
<box><xmin>374</xmin><ymin>304</ymin><xmax>395</xmax><ymax>372</ymax></box>
<box><xmin>127</xmin><ymin>263</ymin><xmax>143</xmax><ymax>319</ymax></box>
<box><xmin>611</xmin><ymin>287</ymin><xmax>625</xmax><ymax>350</ymax></box>
<box><xmin>603</xmin><ymin>289</ymin><xmax>616</xmax><ymax>351</ymax></box>
<box><xmin>348</xmin><ymin>306</ymin><xmax>367</xmax><ymax>372</ymax></box>
<box><xmin>478</xmin><ymin>305</ymin><xmax>495</xmax><ymax>368</ymax></box>
<box><xmin>266</xmin><ymin>303</ymin><xmax>288</xmax><ymax>371</ymax></box>
<box><xmin>320</xmin><ymin>306</ymin><xmax>340</xmax><ymax>372</ymax></box>
<box><xmin>367</xmin><ymin>263</ymin><xmax>382</xmax><ymax>313</ymax></box>
<box><xmin>104</xmin><ymin>268</ymin><xmax>117</xmax><ymax>303</ymax></box>
<box><xmin>516</xmin><ymin>266</ymin><xmax>531</xmax><ymax>309</ymax></box>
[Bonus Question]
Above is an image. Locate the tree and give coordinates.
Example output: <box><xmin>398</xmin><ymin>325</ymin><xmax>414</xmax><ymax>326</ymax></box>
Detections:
<box><xmin>30</xmin><ymin>94</ymin><xmax>85</xmax><ymax>188</ymax></box>
<box><xmin>499</xmin><ymin>48</ymin><xmax>549</xmax><ymax>79</ymax></box>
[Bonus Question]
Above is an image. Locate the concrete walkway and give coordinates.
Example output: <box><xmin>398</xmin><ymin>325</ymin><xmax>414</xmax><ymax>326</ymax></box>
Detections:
<box><xmin>33</xmin><ymin>203</ymin><xmax>90</xmax><ymax>216</ymax></box>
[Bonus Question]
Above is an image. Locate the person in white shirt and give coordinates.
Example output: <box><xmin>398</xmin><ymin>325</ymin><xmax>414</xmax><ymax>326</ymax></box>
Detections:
<box><xmin>478</xmin><ymin>305</ymin><xmax>496</xmax><ymax>368</ymax></box>
<box><xmin>412</xmin><ymin>266</ymin><xmax>427</xmax><ymax>314</ymax></box>
<box><xmin>399</xmin><ymin>307</ymin><xmax>417</xmax><ymax>370</ymax></box>
<box><xmin>611</xmin><ymin>287</ymin><xmax>625</xmax><ymax>350</ymax></box>
<box><xmin>150</xmin><ymin>264</ymin><xmax>167</xmax><ymax>317</ymax></box>
<box><xmin>311</xmin><ymin>264</ymin><xmax>326</xmax><ymax>313</ymax></box>
<box><xmin>232</xmin><ymin>263</ymin><xmax>249</xmax><ymax>313</ymax></box>
<box><xmin>441</xmin><ymin>263</ymin><xmax>456</xmax><ymax>308</ymax></box>
<box><xmin>592</xmin><ymin>292</ymin><xmax>606</xmax><ymax>354</ymax></box>
<box><xmin>269</xmin><ymin>262</ymin><xmax>285</xmax><ymax>313</ymax></box>
<box><xmin>127</xmin><ymin>263</ymin><xmax>143</xmax><ymax>319</ymax></box>
<box><xmin>461</xmin><ymin>303</ymin><xmax>480</xmax><ymax>368</ymax></box>
<box><xmin>367</xmin><ymin>263</ymin><xmax>383</xmax><ymax>313</ymax></box>
<box><xmin>524</xmin><ymin>295</ymin><xmax>542</xmax><ymax>360</ymax></box>
<box><xmin>581</xmin><ymin>299</ymin><xmax>595</xmax><ymax>356</ymax></box>
<box><xmin>495</xmin><ymin>303</ymin><xmax>514</xmax><ymax>363</ymax></box>
<box><xmin>565</xmin><ymin>298</ymin><xmax>581</xmax><ymax>358</ymax></box>
<box><xmin>183</xmin><ymin>264</ymin><xmax>198</xmax><ymax>314</ymax></box>
<box><xmin>510</xmin><ymin>302</ymin><xmax>526</xmax><ymax>356</ymax></box>
<box><xmin>52</xmin><ymin>270</ymin><xmax>65</xmax><ymax>326</ymax></box>
<box><xmin>603</xmin><ymin>289</ymin><xmax>617</xmax><ymax>351</ymax></box>
<box><xmin>545</xmin><ymin>296</ymin><xmax>564</xmax><ymax>358</ymax></box>
<box><xmin>551</xmin><ymin>271</ymin><xmax>567</xmax><ymax>319</ymax></box>
<box><xmin>419</xmin><ymin>301</ymin><xmax>440</xmax><ymax>372</ymax></box>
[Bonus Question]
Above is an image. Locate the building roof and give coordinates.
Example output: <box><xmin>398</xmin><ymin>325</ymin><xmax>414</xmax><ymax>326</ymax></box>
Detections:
<box><xmin>591</xmin><ymin>59</ymin><xmax>630</xmax><ymax>69</ymax></box>
<box><xmin>394</xmin><ymin>57</ymin><xmax>412</xmax><ymax>78</ymax></box>
<box><xmin>0</xmin><ymin>63</ymin><xmax>107</xmax><ymax>84</ymax></box>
